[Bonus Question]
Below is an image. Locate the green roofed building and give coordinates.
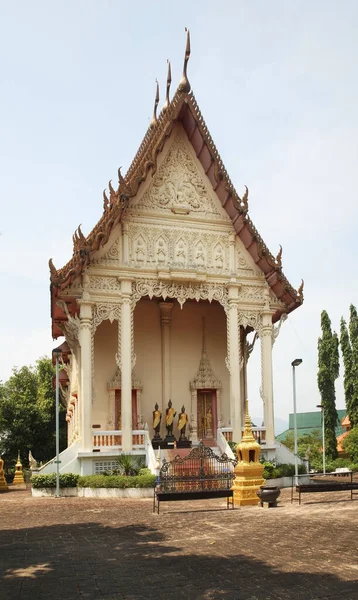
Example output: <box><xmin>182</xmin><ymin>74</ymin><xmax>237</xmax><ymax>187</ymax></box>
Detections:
<box><xmin>276</xmin><ymin>410</ymin><xmax>346</xmax><ymax>442</ymax></box>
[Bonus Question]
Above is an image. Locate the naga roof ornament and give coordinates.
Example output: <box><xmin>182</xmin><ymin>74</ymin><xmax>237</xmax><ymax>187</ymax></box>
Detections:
<box><xmin>178</xmin><ymin>28</ymin><xmax>191</xmax><ymax>93</ymax></box>
<box><xmin>298</xmin><ymin>279</ymin><xmax>304</xmax><ymax>302</ymax></box>
<box><xmin>232</xmin><ymin>185</ymin><xmax>249</xmax><ymax>214</ymax></box>
<box><xmin>275</xmin><ymin>245</ymin><xmax>283</xmax><ymax>268</ymax></box>
<box><xmin>150</xmin><ymin>79</ymin><xmax>160</xmax><ymax>128</ymax></box>
<box><xmin>103</xmin><ymin>189</ymin><xmax>109</xmax><ymax>211</ymax></box>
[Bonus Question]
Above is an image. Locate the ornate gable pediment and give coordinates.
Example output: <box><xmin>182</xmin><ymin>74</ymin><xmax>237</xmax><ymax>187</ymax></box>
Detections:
<box><xmin>130</xmin><ymin>128</ymin><xmax>230</xmax><ymax>221</ymax></box>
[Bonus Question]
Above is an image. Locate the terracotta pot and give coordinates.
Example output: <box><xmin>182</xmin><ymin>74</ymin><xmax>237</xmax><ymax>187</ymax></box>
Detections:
<box><xmin>257</xmin><ymin>485</ymin><xmax>281</xmax><ymax>507</ymax></box>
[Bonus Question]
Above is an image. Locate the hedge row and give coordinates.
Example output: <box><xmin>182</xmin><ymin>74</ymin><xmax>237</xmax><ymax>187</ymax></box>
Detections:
<box><xmin>31</xmin><ymin>473</ymin><xmax>79</xmax><ymax>488</ymax></box>
<box><xmin>77</xmin><ymin>474</ymin><xmax>156</xmax><ymax>488</ymax></box>
<box><xmin>31</xmin><ymin>472</ymin><xmax>156</xmax><ymax>489</ymax></box>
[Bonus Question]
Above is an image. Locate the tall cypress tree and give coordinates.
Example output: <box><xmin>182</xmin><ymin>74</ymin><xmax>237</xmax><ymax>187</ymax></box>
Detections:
<box><xmin>340</xmin><ymin>315</ymin><xmax>358</xmax><ymax>427</ymax></box>
<box><xmin>349</xmin><ymin>305</ymin><xmax>358</xmax><ymax>425</ymax></box>
<box><xmin>317</xmin><ymin>311</ymin><xmax>339</xmax><ymax>459</ymax></box>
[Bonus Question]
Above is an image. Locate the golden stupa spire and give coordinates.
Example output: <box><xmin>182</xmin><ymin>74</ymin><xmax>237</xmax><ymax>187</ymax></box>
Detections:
<box><xmin>178</xmin><ymin>28</ymin><xmax>191</xmax><ymax>93</ymax></box>
<box><xmin>150</xmin><ymin>79</ymin><xmax>160</xmax><ymax>128</ymax></box>
<box><xmin>162</xmin><ymin>60</ymin><xmax>172</xmax><ymax>112</ymax></box>
<box><xmin>241</xmin><ymin>399</ymin><xmax>255</xmax><ymax>442</ymax></box>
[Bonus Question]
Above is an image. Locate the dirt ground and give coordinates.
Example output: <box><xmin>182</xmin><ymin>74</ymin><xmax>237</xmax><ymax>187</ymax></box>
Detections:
<box><xmin>1</xmin><ymin>486</ymin><xmax>357</xmax><ymax>600</ymax></box>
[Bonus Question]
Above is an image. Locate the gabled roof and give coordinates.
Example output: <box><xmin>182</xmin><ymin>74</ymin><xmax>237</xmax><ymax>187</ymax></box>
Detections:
<box><xmin>50</xmin><ymin>32</ymin><xmax>303</xmax><ymax>336</ymax></box>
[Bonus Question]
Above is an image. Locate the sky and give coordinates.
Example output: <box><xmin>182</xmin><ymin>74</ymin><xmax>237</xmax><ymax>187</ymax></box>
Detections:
<box><xmin>0</xmin><ymin>1</ymin><xmax>357</xmax><ymax>433</ymax></box>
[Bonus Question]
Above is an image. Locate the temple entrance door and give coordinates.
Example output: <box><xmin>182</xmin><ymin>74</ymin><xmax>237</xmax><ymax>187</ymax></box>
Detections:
<box><xmin>115</xmin><ymin>390</ymin><xmax>138</xmax><ymax>429</ymax></box>
<box><xmin>197</xmin><ymin>390</ymin><xmax>217</xmax><ymax>440</ymax></box>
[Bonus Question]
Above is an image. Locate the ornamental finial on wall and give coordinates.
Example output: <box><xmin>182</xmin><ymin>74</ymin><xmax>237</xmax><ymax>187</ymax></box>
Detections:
<box><xmin>163</xmin><ymin>60</ymin><xmax>172</xmax><ymax>112</ymax></box>
<box><xmin>150</xmin><ymin>79</ymin><xmax>160</xmax><ymax>128</ymax></box>
<box><xmin>178</xmin><ymin>28</ymin><xmax>191</xmax><ymax>93</ymax></box>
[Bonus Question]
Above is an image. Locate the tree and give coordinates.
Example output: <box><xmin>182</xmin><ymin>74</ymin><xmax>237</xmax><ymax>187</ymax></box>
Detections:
<box><xmin>282</xmin><ymin>429</ymin><xmax>323</xmax><ymax>469</ymax></box>
<box><xmin>317</xmin><ymin>311</ymin><xmax>339</xmax><ymax>459</ymax></box>
<box><xmin>349</xmin><ymin>305</ymin><xmax>358</xmax><ymax>425</ymax></box>
<box><xmin>342</xmin><ymin>427</ymin><xmax>358</xmax><ymax>463</ymax></box>
<box><xmin>340</xmin><ymin>313</ymin><xmax>358</xmax><ymax>427</ymax></box>
<box><xmin>0</xmin><ymin>357</ymin><xmax>66</xmax><ymax>472</ymax></box>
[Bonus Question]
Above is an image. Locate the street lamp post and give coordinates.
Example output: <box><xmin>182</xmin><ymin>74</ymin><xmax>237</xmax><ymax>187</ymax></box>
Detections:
<box><xmin>52</xmin><ymin>347</ymin><xmax>63</xmax><ymax>498</ymax></box>
<box><xmin>316</xmin><ymin>404</ymin><xmax>325</xmax><ymax>474</ymax></box>
<box><xmin>291</xmin><ymin>358</ymin><xmax>303</xmax><ymax>485</ymax></box>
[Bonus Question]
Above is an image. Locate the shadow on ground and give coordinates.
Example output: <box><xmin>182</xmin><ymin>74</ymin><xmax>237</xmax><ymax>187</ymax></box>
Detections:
<box><xmin>0</xmin><ymin>520</ymin><xmax>357</xmax><ymax>600</ymax></box>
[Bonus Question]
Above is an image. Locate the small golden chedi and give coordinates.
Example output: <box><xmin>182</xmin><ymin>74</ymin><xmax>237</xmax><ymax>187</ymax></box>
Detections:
<box><xmin>232</xmin><ymin>400</ymin><xmax>265</xmax><ymax>506</ymax></box>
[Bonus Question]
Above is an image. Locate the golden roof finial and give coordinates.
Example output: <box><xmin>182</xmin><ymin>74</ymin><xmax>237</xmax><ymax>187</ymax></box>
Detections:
<box><xmin>163</xmin><ymin>60</ymin><xmax>172</xmax><ymax>112</ymax></box>
<box><xmin>178</xmin><ymin>28</ymin><xmax>191</xmax><ymax>93</ymax></box>
<box><xmin>150</xmin><ymin>79</ymin><xmax>160</xmax><ymax>128</ymax></box>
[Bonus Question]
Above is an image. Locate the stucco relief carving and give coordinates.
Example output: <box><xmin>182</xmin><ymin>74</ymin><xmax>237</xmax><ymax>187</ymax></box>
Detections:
<box><xmin>236</xmin><ymin>246</ymin><xmax>261</xmax><ymax>276</ymax></box>
<box><xmin>127</xmin><ymin>223</ymin><xmax>230</xmax><ymax>272</ymax></box>
<box><xmin>133</xmin><ymin>133</ymin><xmax>226</xmax><ymax>219</ymax></box>
<box><xmin>93</xmin><ymin>237</ymin><xmax>121</xmax><ymax>266</ymax></box>
<box><xmin>132</xmin><ymin>279</ymin><xmax>229</xmax><ymax>311</ymax></box>
<box><xmin>92</xmin><ymin>303</ymin><xmax>121</xmax><ymax>332</ymax></box>
<box><xmin>238</xmin><ymin>285</ymin><xmax>266</xmax><ymax>304</ymax></box>
<box><xmin>237</xmin><ymin>310</ymin><xmax>263</xmax><ymax>335</ymax></box>
<box><xmin>89</xmin><ymin>276</ymin><xmax>121</xmax><ymax>292</ymax></box>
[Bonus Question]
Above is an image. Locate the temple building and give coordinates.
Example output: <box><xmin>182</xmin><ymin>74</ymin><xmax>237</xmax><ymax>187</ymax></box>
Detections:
<box><xmin>47</xmin><ymin>32</ymin><xmax>303</xmax><ymax>475</ymax></box>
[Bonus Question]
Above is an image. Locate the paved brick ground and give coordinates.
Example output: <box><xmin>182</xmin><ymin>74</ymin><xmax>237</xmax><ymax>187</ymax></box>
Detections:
<box><xmin>1</xmin><ymin>486</ymin><xmax>358</xmax><ymax>600</ymax></box>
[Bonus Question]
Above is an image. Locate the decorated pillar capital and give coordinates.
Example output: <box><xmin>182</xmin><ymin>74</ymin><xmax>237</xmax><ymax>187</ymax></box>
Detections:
<box><xmin>159</xmin><ymin>302</ymin><xmax>174</xmax><ymax>326</ymax></box>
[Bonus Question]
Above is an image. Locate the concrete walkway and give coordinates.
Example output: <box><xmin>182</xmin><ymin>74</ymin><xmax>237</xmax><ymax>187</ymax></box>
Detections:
<box><xmin>1</xmin><ymin>487</ymin><xmax>357</xmax><ymax>599</ymax></box>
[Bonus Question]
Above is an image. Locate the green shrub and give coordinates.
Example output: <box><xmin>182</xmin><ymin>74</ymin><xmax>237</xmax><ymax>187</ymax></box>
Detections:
<box><xmin>263</xmin><ymin>462</ymin><xmax>306</xmax><ymax>480</ymax></box>
<box><xmin>77</xmin><ymin>474</ymin><xmax>156</xmax><ymax>489</ymax></box>
<box><xmin>31</xmin><ymin>473</ymin><xmax>79</xmax><ymax>488</ymax></box>
<box><xmin>113</xmin><ymin>454</ymin><xmax>145</xmax><ymax>476</ymax></box>
<box><xmin>138</xmin><ymin>468</ymin><xmax>152</xmax><ymax>477</ymax></box>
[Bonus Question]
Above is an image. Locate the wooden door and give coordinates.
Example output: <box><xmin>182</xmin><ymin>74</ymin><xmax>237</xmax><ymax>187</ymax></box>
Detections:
<box><xmin>197</xmin><ymin>390</ymin><xmax>217</xmax><ymax>440</ymax></box>
<box><xmin>114</xmin><ymin>390</ymin><xmax>138</xmax><ymax>430</ymax></box>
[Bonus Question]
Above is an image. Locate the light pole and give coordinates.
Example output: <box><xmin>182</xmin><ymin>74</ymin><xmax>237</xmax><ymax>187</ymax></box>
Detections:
<box><xmin>52</xmin><ymin>347</ymin><xmax>63</xmax><ymax>498</ymax></box>
<box><xmin>291</xmin><ymin>358</ymin><xmax>303</xmax><ymax>485</ymax></box>
<box><xmin>316</xmin><ymin>404</ymin><xmax>325</xmax><ymax>474</ymax></box>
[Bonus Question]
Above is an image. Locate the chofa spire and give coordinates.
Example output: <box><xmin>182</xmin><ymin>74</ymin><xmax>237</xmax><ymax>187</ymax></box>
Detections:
<box><xmin>162</xmin><ymin>60</ymin><xmax>172</xmax><ymax>112</ymax></box>
<box><xmin>178</xmin><ymin>27</ymin><xmax>191</xmax><ymax>93</ymax></box>
<box><xmin>150</xmin><ymin>79</ymin><xmax>160</xmax><ymax>128</ymax></box>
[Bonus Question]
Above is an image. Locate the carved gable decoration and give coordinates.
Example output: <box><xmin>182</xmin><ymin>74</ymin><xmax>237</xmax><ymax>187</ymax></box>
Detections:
<box><xmin>131</xmin><ymin>130</ymin><xmax>229</xmax><ymax>220</ymax></box>
<box><xmin>236</xmin><ymin>238</ymin><xmax>262</xmax><ymax>276</ymax></box>
<box><xmin>92</xmin><ymin>236</ymin><xmax>121</xmax><ymax>266</ymax></box>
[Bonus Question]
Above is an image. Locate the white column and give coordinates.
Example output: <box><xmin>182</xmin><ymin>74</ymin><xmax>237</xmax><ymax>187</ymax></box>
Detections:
<box><xmin>121</xmin><ymin>279</ymin><xmax>132</xmax><ymax>451</ymax></box>
<box><xmin>159</xmin><ymin>302</ymin><xmax>174</xmax><ymax>408</ymax></box>
<box><xmin>260</xmin><ymin>311</ymin><xmax>275</xmax><ymax>445</ymax></box>
<box><xmin>78</xmin><ymin>300</ymin><xmax>93</xmax><ymax>452</ymax></box>
<box><xmin>227</xmin><ymin>284</ymin><xmax>242</xmax><ymax>442</ymax></box>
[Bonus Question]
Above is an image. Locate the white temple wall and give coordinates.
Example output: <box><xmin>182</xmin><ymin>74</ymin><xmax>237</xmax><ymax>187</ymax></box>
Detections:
<box><xmin>90</xmin><ymin>297</ymin><xmax>229</xmax><ymax>436</ymax></box>
<box><xmin>134</xmin><ymin>298</ymin><xmax>229</xmax><ymax>436</ymax></box>
<box><xmin>133</xmin><ymin>298</ymin><xmax>162</xmax><ymax>427</ymax></box>
<box><xmin>93</xmin><ymin>320</ymin><xmax>117</xmax><ymax>427</ymax></box>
